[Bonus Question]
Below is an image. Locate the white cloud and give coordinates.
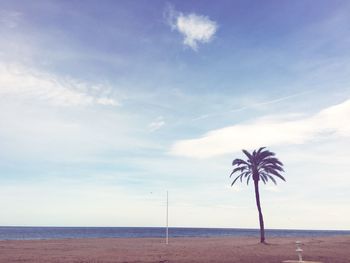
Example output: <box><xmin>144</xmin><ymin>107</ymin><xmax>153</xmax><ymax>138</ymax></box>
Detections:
<box><xmin>170</xmin><ymin>99</ymin><xmax>350</xmax><ymax>158</ymax></box>
<box><xmin>148</xmin><ymin>116</ymin><xmax>165</xmax><ymax>132</ymax></box>
<box><xmin>166</xmin><ymin>6</ymin><xmax>218</xmax><ymax>50</ymax></box>
<box><xmin>0</xmin><ymin>63</ymin><xmax>119</xmax><ymax>107</ymax></box>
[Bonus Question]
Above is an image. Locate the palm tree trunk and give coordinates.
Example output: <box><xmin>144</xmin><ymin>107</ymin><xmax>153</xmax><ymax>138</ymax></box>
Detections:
<box><xmin>254</xmin><ymin>179</ymin><xmax>265</xmax><ymax>243</ymax></box>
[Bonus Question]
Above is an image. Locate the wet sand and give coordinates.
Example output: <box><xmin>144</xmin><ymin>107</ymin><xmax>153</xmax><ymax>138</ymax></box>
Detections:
<box><xmin>0</xmin><ymin>236</ymin><xmax>349</xmax><ymax>263</ymax></box>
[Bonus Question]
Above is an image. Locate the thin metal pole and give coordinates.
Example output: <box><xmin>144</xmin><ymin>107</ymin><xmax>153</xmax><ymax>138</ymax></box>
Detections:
<box><xmin>166</xmin><ymin>190</ymin><xmax>169</xmax><ymax>244</ymax></box>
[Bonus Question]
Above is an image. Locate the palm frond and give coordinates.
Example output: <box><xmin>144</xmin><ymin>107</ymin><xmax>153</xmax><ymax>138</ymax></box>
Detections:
<box><xmin>261</xmin><ymin>157</ymin><xmax>283</xmax><ymax>167</ymax></box>
<box><xmin>232</xmin><ymin>158</ymin><xmax>249</xmax><ymax>166</ymax></box>
<box><xmin>257</xmin><ymin>147</ymin><xmax>266</xmax><ymax>154</ymax></box>
<box><xmin>231</xmin><ymin>174</ymin><xmax>243</xmax><ymax>186</ymax></box>
<box><xmin>264</xmin><ymin>167</ymin><xmax>286</xmax><ymax>181</ymax></box>
<box><xmin>260</xmin><ymin>163</ymin><xmax>284</xmax><ymax>172</ymax></box>
<box><xmin>266</xmin><ymin>174</ymin><xmax>277</xmax><ymax>185</ymax></box>
<box><xmin>246</xmin><ymin>174</ymin><xmax>251</xmax><ymax>185</ymax></box>
<box><xmin>257</xmin><ymin>150</ymin><xmax>275</xmax><ymax>163</ymax></box>
<box><xmin>230</xmin><ymin>166</ymin><xmax>247</xmax><ymax>177</ymax></box>
<box><xmin>243</xmin><ymin>171</ymin><xmax>251</xmax><ymax>178</ymax></box>
<box><xmin>242</xmin><ymin>149</ymin><xmax>253</xmax><ymax>162</ymax></box>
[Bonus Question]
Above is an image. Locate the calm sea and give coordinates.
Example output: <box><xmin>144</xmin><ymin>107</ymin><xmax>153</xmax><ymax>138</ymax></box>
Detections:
<box><xmin>0</xmin><ymin>227</ymin><xmax>349</xmax><ymax>240</ymax></box>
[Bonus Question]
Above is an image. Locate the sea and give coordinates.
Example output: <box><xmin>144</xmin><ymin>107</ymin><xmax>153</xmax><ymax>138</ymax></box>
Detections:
<box><xmin>0</xmin><ymin>227</ymin><xmax>349</xmax><ymax>240</ymax></box>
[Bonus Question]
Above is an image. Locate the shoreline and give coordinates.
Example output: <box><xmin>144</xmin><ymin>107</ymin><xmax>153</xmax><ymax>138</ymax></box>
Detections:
<box><xmin>0</xmin><ymin>236</ymin><xmax>349</xmax><ymax>262</ymax></box>
<box><xmin>1</xmin><ymin>233</ymin><xmax>350</xmax><ymax>241</ymax></box>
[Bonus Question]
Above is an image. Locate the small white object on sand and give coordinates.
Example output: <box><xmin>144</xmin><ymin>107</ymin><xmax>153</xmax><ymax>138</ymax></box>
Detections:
<box><xmin>282</xmin><ymin>241</ymin><xmax>322</xmax><ymax>263</ymax></box>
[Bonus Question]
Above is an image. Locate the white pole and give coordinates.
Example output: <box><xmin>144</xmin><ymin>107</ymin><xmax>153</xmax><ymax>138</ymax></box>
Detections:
<box><xmin>166</xmin><ymin>190</ymin><xmax>169</xmax><ymax>244</ymax></box>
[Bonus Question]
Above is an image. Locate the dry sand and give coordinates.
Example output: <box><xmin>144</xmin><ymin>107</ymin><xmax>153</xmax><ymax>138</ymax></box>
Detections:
<box><xmin>0</xmin><ymin>236</ymin><xmax>349</xmax><ymax>263</ymax></box>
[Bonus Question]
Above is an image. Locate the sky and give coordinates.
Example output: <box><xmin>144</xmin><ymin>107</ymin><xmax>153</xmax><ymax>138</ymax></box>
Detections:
<box><xmin>0</xmin><ymin>0</ymin><xmax>350</xmax><ymax>230</ymax></box>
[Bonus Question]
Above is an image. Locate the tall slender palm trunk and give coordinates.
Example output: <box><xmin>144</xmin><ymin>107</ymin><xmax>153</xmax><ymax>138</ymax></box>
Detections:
<box><xmin>254</xmin><ymin>179</ymin><xmax>265</xmax><ymax>243</ymax></box>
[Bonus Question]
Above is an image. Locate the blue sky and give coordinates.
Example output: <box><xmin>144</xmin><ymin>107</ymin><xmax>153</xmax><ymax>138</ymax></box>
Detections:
<box><xmin>0</xmin><ymin>0</ymin><xmax>350</xmax><ymax>229</ymax></box>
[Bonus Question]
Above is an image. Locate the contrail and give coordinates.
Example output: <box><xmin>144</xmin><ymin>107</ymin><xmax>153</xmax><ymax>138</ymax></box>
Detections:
<box><xmin>192</xmin><ymin>90</ymin><xmax>314</xmax><ymax>121</ymax></box>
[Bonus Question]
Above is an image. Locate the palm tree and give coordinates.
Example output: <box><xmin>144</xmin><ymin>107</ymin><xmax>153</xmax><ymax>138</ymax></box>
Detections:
<box><xmin>230</xmin><ymin>147</ymin><xmax>285</xmax><ymax>243</ymax></box>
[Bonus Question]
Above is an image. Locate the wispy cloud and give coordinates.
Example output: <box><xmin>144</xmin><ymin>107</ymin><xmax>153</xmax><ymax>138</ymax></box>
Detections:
<box><xmin>148</xmin><ymin>116</ymin><xmax>165</xmax><ymax>132</ymax></box>
<box><xmin>170</xmin><ymin>99</ymin><xmax>350</xmax><ymax>158</ymax></box>
<box><xmin>165</xmin><ymin>5</ymin><xmax>218</xmax><ymax>50</ymax></box>
<box><xmin>0</xmin><ymin>63</ymin><xmax>119</xmax><ymax>107</ymax></box>
<box><xmin>96</xmin><ymin>97</ymin><xmax>119</xmax><ymax>106</ymax></box>
<box><xmin>0</xmin><ymin>10</ymin><xmax>22</xmax><ymax>28</ymax></box>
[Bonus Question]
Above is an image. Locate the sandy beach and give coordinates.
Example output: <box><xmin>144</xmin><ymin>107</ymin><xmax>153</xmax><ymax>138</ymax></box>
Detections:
<box><xmin>0</xmin><ymin>236</ymin><xmax>349</xmax><ymax>263</ymax></box>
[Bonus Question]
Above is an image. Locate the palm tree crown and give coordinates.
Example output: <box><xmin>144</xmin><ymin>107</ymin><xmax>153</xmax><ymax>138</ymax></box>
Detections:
<box><xmin>230</xmin><ymin>147</ymin><xmax>285</xmax><ymax>185</ymax></box>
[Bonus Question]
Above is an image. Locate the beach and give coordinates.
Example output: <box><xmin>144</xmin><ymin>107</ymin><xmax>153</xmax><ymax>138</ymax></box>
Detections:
<box><xmin>0</xmin><ymin>236</ymin><xmax>349</xmax><ymax>263</ymax></box>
